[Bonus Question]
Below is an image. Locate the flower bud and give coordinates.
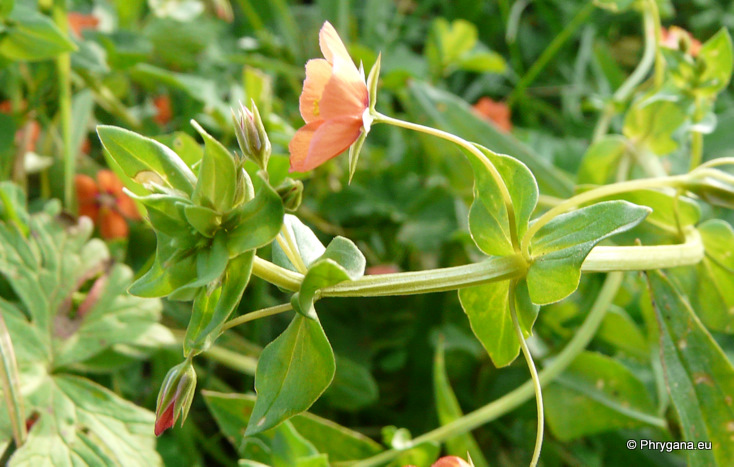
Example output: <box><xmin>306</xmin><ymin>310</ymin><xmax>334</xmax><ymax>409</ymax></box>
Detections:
<box><xmin>275</xmin><ymin>178</ymin><xmax>303</xmax><ymax>212</ymax></box>
<box><xmin>154</xmin><ymin>360</ymin><xmax>197</xmax><ymax>436</ymax></box>
<box><xmin>232</xmin><ymin>100</ymin><xmax>271</xmax><ymax>170</ymax></box>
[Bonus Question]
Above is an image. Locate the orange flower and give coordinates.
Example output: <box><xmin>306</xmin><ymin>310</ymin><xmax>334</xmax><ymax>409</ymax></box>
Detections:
<box><xmin>289</xmin><ymin>21</ymin><xmax>370</xmax><ymax>172</ymax></box>
<box><xmin>67</xmin><ymin>12</ymin><xmax>99</xmax><ymax>38</ymax></box>
<box><xmin>153</xmin><ymin>95</ymin><xmax>172</xmax><ymax>126</ymax></box>
<box><xmin>472</xmin><ymin>97</ymin><xmax>512</xmax><ymax>133</ymax></box>
<box><xmin>432</xmin><ymin>456</ymin><xmax>473</xmax><ymax>467</ymax></box>
<box><xmin>661</xmin><ymin>26</ymin><xmax>701</xmax><ymax>57</ymax></box>
<box><xmin>75</xmin><ymin>170</ymin><xmax>141</xmax><ymax>239</ymax></box>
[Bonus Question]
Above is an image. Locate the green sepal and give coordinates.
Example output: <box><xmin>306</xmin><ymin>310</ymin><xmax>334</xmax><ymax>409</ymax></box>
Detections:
<box><xmin>184</xmin><ymin>250</ymin><xmax>255</xmax><ymax>356</ymax></box>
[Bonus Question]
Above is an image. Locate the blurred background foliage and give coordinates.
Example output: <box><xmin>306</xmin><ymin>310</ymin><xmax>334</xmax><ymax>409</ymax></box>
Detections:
<box><xmin>1</xmin><ymin>0</ymin><xmax>734</xmax><ymax>465</ymax></box>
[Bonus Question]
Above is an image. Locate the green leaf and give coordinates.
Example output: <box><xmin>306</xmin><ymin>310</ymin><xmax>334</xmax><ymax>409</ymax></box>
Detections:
<box><xmin>696</xmin><ymin>28</ymin><xmax>733</xmax><ymax>97</ymax></box>
<box><xmin>7</xmin><ymin>375</ymin><xmax>161</xmax><ymax>466</ymax></box>
<box><xmin>593</xmin><ymin>0</ymin><xmax>638</xmax><ymax>12</ymax></box>
<box><xmin>404</xmin><ymin>82</ymin><xmax>574</xmax><ymax>197</ymax></box>
<box><xmin>272</xmin><ymin>215</ymin><xmax>326</xmax><ymax>272</ymax></box>
<box><xmin>622</xmin><ymin>99</ymin><xmax>686</xmax><ymax>155</ymax></box>
<box><xmin>246</xmin><ymin>314</ymin><xmax>335</xmax><ymax>436</ymax></box>
<box><xmin>98</xmin><ymin>125</ymin><xmax>196</xmax><ymax>195</ymax></box>
<box><xmin>645</xmin><ymin>270</ymin><xmax>734</xmax><ymax>466</ymax></box>
<box><xmin>545</xmin><ymin>352</ymin><xmax>660</xmax><ymax>441</ymax></box>
<box><xmin>202</xmin><ymin>391</ymin><xmax>382</xmax><ymax>462</ymax></box>
<box><xmin>0</xmin><ymin>192</ymin><xmax>162</xmax><ymax>465</ymax></box>
<box><xmin>458</xmin><ymin>279</ymin><xmax>538</xmax><ymax>367</ymax></box>
<box><xmin>155</xmin><ymin>131</ymin><xmax>204</xmax><ymax>170</ymax></box>
<box><xmin>457</xmin><ymin>49</ymin><xmax>507</xmax><ymax>74</ymax></box>
<box><xmin>224</xmin><ymin>182</ymin><xmax>284</xmax><ymax>258</ymax></box>
<box><xmin>670</xmin><ymin>220</ymin><xmax>734</xmax><ymax>333</ymax></box>
<box><xmin>128</xmin><ymin>234</ymin><xmax>198</xmax><ymax>298</ymax></box>
<box><xmin>184</xmin><ymin>250</ymin><xmax>254</xmax><ymax>356</ymax></box>
<box><xmin>0</xmin><ymin>0</ymin><xmax>13</xmax><ymax>19</ymax></box>
<box><xmin>296</xmin><ymin>236</ymin><xmax>365</xmax><ymax>318</ymax></box>
<box><xmin>323</xmin><ymin>356</ymin><xmax>378</xmax><ymax>411</ymax></box>
<box><xmin>433</xmin><ymin>339</ymin><xmax>489</xmax><ymax>467</ymax></box>
<box><xmin>191</xmin><ymin>121</ymin><xmax>237</xmax><ymax>212</ymax></box>
<box><xmin>576</xmin><ymin>135</ymin><xmax>628</xmax><ymax>185</ymax></box>
<box><xmin>595</xmin><ymin>306</ymin><xmax>649</xmax><ymax>359</ymax></box>
<box><xmin>184</xmin><ymin>204</ymin><xmax>221</xmax><ymax>238</ymax></box>
<box><xmin>527</xmin><ymin>201</ymin><xmax>650</xmax><ymax>305</ymax></box>
<box><xmin>0</xmin><ymin>6</ymin><xmax>76</xmax><ymax>61</ymax></box>
<box><xmin>466</xmin><ymin>146</ymin><xmax>538</xmax><ymax>257</ymax></box>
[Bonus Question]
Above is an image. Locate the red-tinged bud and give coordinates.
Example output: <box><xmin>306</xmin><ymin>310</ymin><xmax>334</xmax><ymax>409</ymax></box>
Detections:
<box><xmin>232</xmin><ymin>100</ymin><xmax>271</xmax><ymax>170</ymax></box>
<box><xmin>432</xmin><ymin>456</ymin><xmax>473</xmax><ymax>467</ymax></box>
<box><xmin>154</xmin><ymin>360</ymin><xmax>197</xmax><ymax>436</ymax></box>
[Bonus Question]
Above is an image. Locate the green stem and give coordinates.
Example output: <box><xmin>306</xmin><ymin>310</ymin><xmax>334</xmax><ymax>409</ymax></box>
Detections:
<box><xmin>321</xmin><ymin>227</ymin><xmax>702</xmax><ymax>298</ymax></box>
<box><xmin>374</xmin><ymin>113</ymin><xmax>520</xmax><ymax>252</ymax></box>
<box><xmin>592</xmin><ymin>3</ymin><xmax>658</xmax><ymax>141</ymax></box>
<box><xmin>689</xmin><ymin>100</ymin><xmax>705</xmax><ymax>170</ymax></box>
<box><xmin>351</xmin><ymin>272</ymin><xmax>628</xmax><ymax>467</ymax></box>
<box><xmin>74</xmin><ymin>70</ymin><xmax>141</xmax><ymax>129</ymax></box>
<box><xmin>647</xmin><ymin>0</ymin><xmax>665</xmax><ymax>88</ymax></box>
<box><xmin>509</xmin><ymin>281</ymin><xmax>543</xmax><ymax>466</ymax></box>
<box><xmin>251</xmin><ymin>256</ymin><xmax>303</xmax><ymax>291</ymax></box>
<box><xmin>507</xmin><ymin>2</ymin><xmax>595</xmax><ymax>107</ymax></box>
<box><xmin>53</xmin><ymin>1</ymin><xmax>74</xmax><ymax>212</ymax></box>
<box><xmin>0</xmin><ymin>312</ymin><xmax>26</xmax><ymax>447</ymax></box>
<box><xmin>221</xmin><ymin>303</ymin><xmax>292</xmax><ymax>332</ymax></box>
<box><xmin>521</xmin><ymin>174</ymin><xmax>687</xmax><ymax>255</ymax></box>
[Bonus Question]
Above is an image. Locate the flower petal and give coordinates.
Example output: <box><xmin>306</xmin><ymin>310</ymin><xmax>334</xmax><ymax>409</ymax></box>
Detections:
<box><xmin>299</xmin><ymin>58</ymin><xmax>332</xmax><ymax>123</ymax></box>
<box><xmin>319</xmin><ymin>56</ymin><xmax>368</xmax><ymax>120</ymax></box>
<box><xmin>117</xmin><ymin>193</ymin><xmax>141</xmax><ymax>220</ymax></box>
<box><xmin>289</xmin><ymin>121</ymin><xmax>324</xmax><ymax>172</ymax></box>
<box><xmin>154</xmin><ymin>402</ymin><xmax>175</xmax><ymax>437</ymax></box>
<box><xmin>319</xmin><ymin>21</ymin><xmax>352</xmax><ymax>64</ymax></box>
<box><xmin>99</xmin><ymin>209</ymin><xmax>129</xmax><ymax>239</ymax></box>
<box><xmin>97</xmin><ymin>170</ymin><xmax>124</xmax><ymax>196</ymax></box>
<box><xmin>75</xmin><ymin>174</ymin><xmax>98</xmax><ymax>203</ymax></box>
<box><xmin>291</xmin><ymin>117</ymin><xmax>362</xmax><ymax>172</ymax></box>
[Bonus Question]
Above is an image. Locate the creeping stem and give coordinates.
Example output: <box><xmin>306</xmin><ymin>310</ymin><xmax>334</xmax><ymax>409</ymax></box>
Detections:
<box><xmin>372</xmin><ymin>113</ymin><xmax>521</xmax><ymax>252</ymax></box>
<box><xmin>348</xmin><ymin>272</ymin><xmax>641</xmax><ymax>467</ymax></box>
<box><xmin>251</xmin><ymin>226</ymin><xmax>703</xmax><ymax>299</ymax></box>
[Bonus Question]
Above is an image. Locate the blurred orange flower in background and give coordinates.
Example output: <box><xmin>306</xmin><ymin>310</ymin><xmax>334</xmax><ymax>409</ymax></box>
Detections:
<box><xmin>661</xmin><ymin>26</ymin><xmax>701</xmax><ymax>57</ymax></box>
<box><xmin>68</xmin><ymin>12</ymin><xmax>99</xmax><ymax>38</ymax></box>
<box><xmin>472</xmin><ymin>97</ymin><xmax>512</xmax><ymax>133</ymax></box>
<box><xmin>75</xmin><ymin>170</ymin><xmax>141</xmax><ymax>239</ymax></box>
<box><xmin>289</xmin><ymin>21</ymin><xmax>369</xmax><ymax>172</ymax></box>
<box><xmin>153</xmin><ymin>95</ymin><xmax>172</xmax><ymax>126</ymax></box>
